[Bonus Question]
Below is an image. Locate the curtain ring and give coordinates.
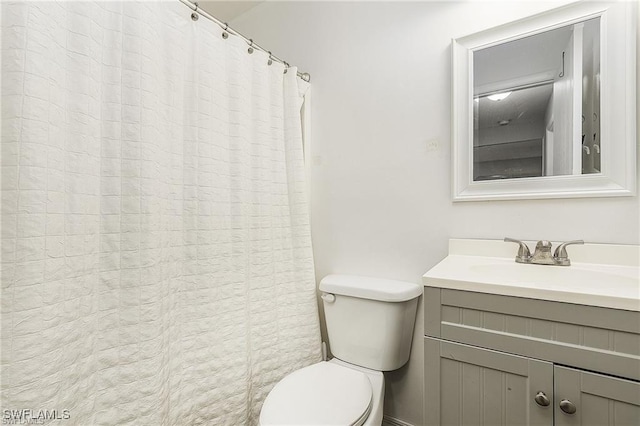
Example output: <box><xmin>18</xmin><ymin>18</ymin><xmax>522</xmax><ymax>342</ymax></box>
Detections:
<box><xmin>222</xmin><ymin>23</ymin><xmax>229</xmax><ymax>39</ymax></box>
<box><xmin>191</xmin><ymin>2</ymin><xmax>199</xmax><ymax>21</ymax></box>
<box><xmin>247</xmin><ymin>39</ymin><xmax>254</xmax><ymax>54</ymax></box>
<box><xmin>267</xmin><ymin>51</ymin><xmax>273</xmax><ymax>66</ymax></box>
<box><xmin>283</xmin><ymin>61</ymin><xmax>289</xmax><ymax>74</ymax></box>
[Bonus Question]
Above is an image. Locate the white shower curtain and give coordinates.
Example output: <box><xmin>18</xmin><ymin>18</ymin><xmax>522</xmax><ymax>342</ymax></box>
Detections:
<box><xmin>1</xmin><ymin>2</ymin><xmax>321</xmax><ymax>424</ymax></box>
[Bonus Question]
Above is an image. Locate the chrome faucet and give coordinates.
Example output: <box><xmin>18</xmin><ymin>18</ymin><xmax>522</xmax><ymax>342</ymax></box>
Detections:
<box><xmin>504</xmin><ymin>238</ymin><xmax>584</xmax><ymax>266</ymax></box>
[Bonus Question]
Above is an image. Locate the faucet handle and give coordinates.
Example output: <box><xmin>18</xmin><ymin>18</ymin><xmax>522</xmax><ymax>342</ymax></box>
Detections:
<box><xmin>553</xmin><ymin>240</ymin><xmax>584</xmax><ymax>261</ymax></box>
<box><xmin>504</xmin><ymin>238</ymin><xmax>532</xmax><ymax>262</ymax></box>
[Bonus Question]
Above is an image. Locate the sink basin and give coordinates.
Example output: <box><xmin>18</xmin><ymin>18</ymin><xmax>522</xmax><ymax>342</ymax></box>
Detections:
<box><xmin>469</xmin><ymin>263</ymin><xmax>639</xmax><ymax>289</ymax></box>
<box><xmin>423</xmin><ymin>240</ymin><xmax>640</xmax><ymax>311</ymax></box>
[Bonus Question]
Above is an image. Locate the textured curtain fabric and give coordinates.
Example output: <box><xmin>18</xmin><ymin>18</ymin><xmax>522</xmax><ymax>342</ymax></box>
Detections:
<box><xmin>1</xmin><ymin>1</ymin><xmax>321</xmax><ymax>424</ymax></box>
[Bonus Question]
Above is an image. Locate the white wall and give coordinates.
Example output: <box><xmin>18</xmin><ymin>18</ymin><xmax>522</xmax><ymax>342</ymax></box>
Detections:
<box><xmin>231</xmin><ymin>2</ymin><xmax>640</xmax><ymax>425</ymax></box>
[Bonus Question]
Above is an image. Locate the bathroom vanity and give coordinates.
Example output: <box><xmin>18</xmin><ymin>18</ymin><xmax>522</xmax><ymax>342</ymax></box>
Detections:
<box><xmin>422</xmin><ymin>239</ymin><xmax>640</xmax><ymax>426</ymax></box>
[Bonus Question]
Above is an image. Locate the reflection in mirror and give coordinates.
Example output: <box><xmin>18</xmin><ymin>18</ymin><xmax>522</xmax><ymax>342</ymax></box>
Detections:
<box><xmin>472</xmin><ymin>17</ymin><xmax>600</xmax><ymax>182</ymax></box>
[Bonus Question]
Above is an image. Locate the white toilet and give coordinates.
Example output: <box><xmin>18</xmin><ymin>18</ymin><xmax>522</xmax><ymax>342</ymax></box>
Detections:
<box><xmin>260</xmin><ymin>274</ymin><xmax>422</xmax><ymax>426</ymax></box>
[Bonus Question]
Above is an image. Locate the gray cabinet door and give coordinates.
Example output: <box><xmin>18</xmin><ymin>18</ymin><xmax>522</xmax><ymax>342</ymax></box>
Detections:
<box><xmin>554</xmin><ymin>366</ymin><xmax>640</xmax><ymax>426</ymax></box>
<box><xmin>425</xmin><ymin>337</ymin><xmax>554</xmax><ymax>426</ymax></box>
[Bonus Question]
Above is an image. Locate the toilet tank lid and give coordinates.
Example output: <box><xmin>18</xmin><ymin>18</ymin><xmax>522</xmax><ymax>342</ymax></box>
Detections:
<box><xmin>319</xmin><ymin>274</ymin><xmax>422</xmax><ymax>302</ymax></box>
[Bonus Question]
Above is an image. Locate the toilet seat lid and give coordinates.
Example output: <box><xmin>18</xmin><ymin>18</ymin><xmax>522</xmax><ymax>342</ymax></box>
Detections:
<box><xmin>260</xmin><ymin>361</ymin><xmax>373</xmax><ymax>426</ymax></box>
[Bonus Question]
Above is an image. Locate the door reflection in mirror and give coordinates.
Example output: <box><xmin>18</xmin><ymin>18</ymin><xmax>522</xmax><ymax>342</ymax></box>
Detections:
<box><xmin>472</xmin><ymin>17</ymin><xmax>600</xmax><ymax>182</ymax></box>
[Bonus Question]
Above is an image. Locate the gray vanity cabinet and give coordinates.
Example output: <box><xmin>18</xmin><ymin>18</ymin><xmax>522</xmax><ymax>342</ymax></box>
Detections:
<box><xmin>425</xmin><ymin>337</ymin><xmax>554</xmax><ymax>426</ymax></box>
<box><xmin>423</xmin><ymin>287</ymin><xmax>640</xmax><ymax>426</ymax></box>
<box><xmin>554</xmin><ymin>366</ymin><xmax>640</xmax><ymax>426</ymax></box>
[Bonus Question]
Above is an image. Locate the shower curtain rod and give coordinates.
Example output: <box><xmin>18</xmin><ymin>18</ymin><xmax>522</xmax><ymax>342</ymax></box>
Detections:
<box><xmin>178</xmin><ymin>0</ymin><xmax>311</xmax><ymax>82</ymax></box>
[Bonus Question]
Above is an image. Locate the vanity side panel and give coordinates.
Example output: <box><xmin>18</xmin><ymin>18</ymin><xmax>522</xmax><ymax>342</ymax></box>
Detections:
<box><xmin>424</xmin><ymin>337</ymin><xmax>442</xmax><ymax>426</ymax></box>
<box><xmin>424</xmin><ymin>287</ymin><xmax>442</xmax><ymax>337</ymax></box>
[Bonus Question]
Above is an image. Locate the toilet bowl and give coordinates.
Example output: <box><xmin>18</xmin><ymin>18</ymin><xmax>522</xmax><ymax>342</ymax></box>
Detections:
<box><xmin>259</xmin><ymin>274</ymin><xmax>422</xmax><ymax>426</ymax></box>
<box><xmin>259</xmin><ymin>359</ymin><xmax>384</xmax><ymax>426</ymax></box>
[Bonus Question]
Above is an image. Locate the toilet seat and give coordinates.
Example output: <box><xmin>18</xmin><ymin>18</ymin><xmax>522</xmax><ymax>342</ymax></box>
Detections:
<box><xmin>260</xmin><ymin>361</ymin><xmax>373</xmax><ymax>426</ymax></box>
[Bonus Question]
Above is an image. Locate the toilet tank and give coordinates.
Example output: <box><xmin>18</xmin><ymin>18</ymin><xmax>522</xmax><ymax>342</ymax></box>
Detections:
<box><xmin>319</xmin><ymin>274</ymin><xmax>422</xmax><ymax>371</ymax></box>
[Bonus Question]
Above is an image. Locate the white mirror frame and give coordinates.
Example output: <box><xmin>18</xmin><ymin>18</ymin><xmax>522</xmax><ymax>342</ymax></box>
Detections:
<box><xmin>452</xmin><ymin>1</ymin><xmax>636</xmax><ymax>201</ymax></box>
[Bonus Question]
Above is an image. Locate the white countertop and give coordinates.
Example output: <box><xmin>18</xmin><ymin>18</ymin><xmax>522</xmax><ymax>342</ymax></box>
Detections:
<box><xmin>423</xmin><ymin>239</ymin><xmax>640</xmax><ymax>311</ymax></box>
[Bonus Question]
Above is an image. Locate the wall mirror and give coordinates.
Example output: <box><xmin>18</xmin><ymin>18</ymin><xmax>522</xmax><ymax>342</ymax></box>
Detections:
<box><xmin>452</xmin><ymin>1</ymin><xmax>636</xmax><ymax>201</ymax></box>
